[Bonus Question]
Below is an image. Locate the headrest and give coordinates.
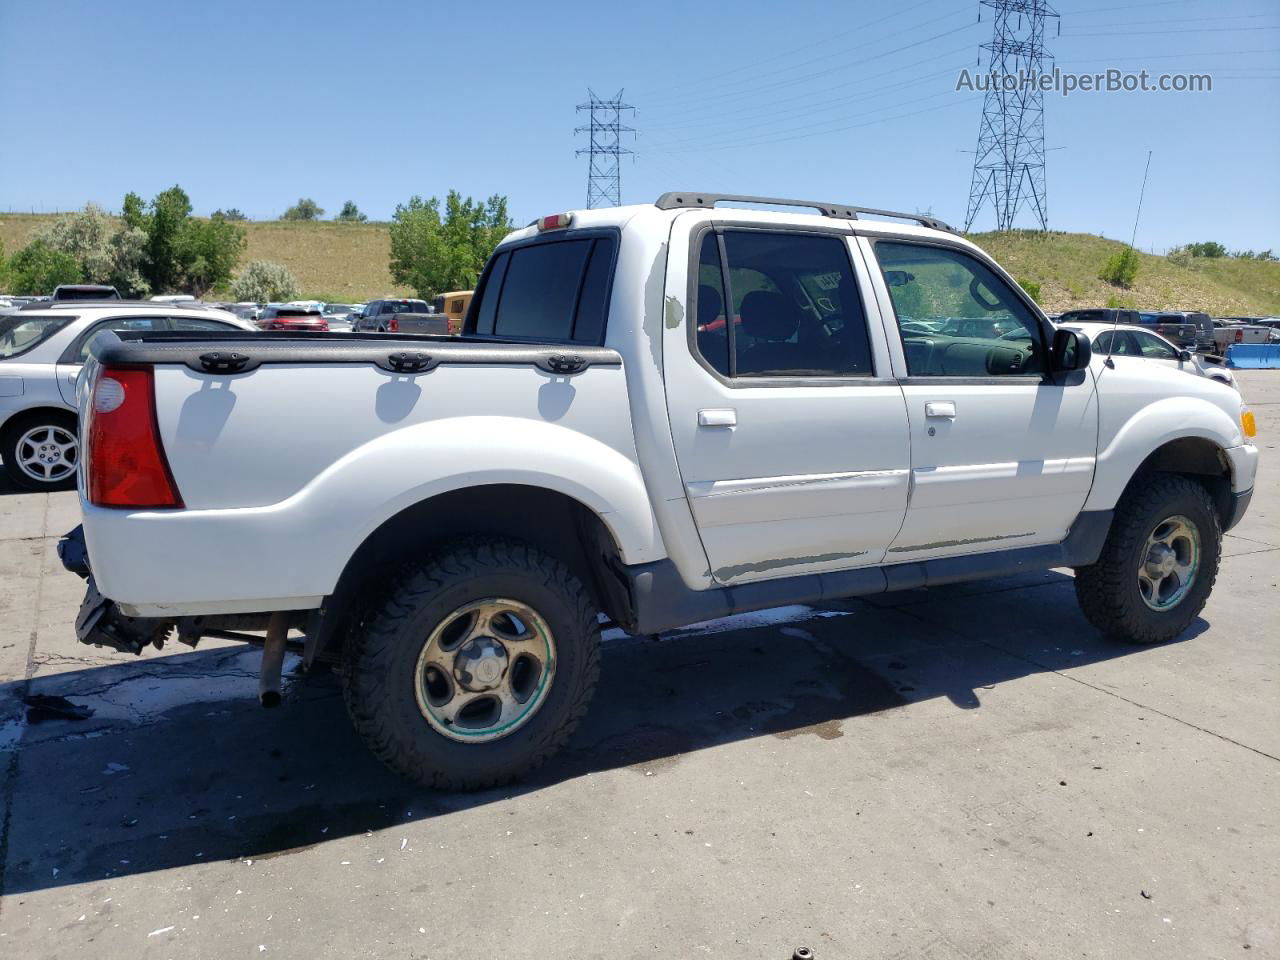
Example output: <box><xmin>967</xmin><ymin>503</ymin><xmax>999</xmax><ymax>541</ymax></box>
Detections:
<box><xmin>697</xmin><ymin>284</ymin><xmax>722</xmax><ymax>327</ymax></box>
<box><xmin>740</xmin><ymin>291</ymin><xmax>799</xmax><ymax>342</ymax></box>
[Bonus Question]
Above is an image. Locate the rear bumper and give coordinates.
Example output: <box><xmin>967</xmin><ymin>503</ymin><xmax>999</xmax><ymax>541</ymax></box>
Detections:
<box><xmin>59</xmin><ymin>526</ymin><xmax>168</xmax><ymax>654</ymax></box>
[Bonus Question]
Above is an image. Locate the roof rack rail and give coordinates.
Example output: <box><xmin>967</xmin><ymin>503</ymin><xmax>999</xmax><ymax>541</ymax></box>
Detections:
<box><xmin>653</xmin><ymin>192</ymin><xmax>954</xmax><ymax>233</ymax></box>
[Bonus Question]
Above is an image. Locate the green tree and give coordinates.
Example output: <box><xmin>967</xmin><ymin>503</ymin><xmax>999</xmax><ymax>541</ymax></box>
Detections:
<box><xmin>335</xmin><ymin>201</ymin><xmax>368</xmax><ymax>223</ymax></box>
<box><xmin>1186</xmin><ymin>241</ymin><xmax>1227</xmax><ymax>259</ymax></box>
<box><xmin>214</xmin><ymin>208</ymin><xmax>248</xmax><ymax>221</ymax></box>
<box><xmin>145</xmin><ymin>185</ymin><xmax>194</xmax><ymax>292</ymax></box>
<box><xmin>33</xmin><ymin>203</ymin><xmax>151</xmax><ymax>297</ymax></box>
<box><xmin>178</xmin><ymin>213</ymin><xmax>247</xmax><ymax>296</ymax></box>
<box><xmin>231</xmin><ymin>260</ymin><xmax>299</xmax><ymax>302</ymax></box>
<box><xmin>7</xmin><ymin>239</ymin><xmax>83</xmax><ymax>295</ymax></box>
<box><xmin>388</xmin><ymin>190</ymin><xmax>513</xmax><ymax>298</ymax></box>
<box><xmin>282</xmin><ymin>198</ymin><xmax>324</xmax><ymax>221</ymax></box>
<box><xmin>1099</xmin><ymin>246</ymin><xmax>1140</xmax><ymax>289</ymax></box>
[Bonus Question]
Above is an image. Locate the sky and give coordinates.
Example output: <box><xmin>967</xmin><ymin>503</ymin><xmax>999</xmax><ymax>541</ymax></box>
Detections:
<box><xmin>1</xmin><ymin>0</ymin><xmax>1277</xmax><ymax>251</ymax></box>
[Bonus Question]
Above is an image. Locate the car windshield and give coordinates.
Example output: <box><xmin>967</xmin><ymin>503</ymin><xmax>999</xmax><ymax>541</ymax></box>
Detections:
<box><xmin>0</xmin><ymin>314</ymin><xmax>75</xmax><ymax>359</ymax></box>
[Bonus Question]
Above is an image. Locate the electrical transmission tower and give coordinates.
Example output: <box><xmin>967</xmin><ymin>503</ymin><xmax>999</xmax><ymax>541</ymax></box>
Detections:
<box><xmin>964</xmin><ymin>1</ymin><xmax>1059</xmax><ymax>232</ymax></box>
<box><xmin>575</xmin><ymin>89</ymin><xmax>635</xmax><ymax>209</ymax></box>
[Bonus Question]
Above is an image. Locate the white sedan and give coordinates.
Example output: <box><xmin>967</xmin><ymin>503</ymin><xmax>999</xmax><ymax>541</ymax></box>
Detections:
<box><xmin>0</xmin><ymin>301</ymin><xmax>254</xmax><ymax>490</ymax></box>
<box><xmin>1059</xmin><ymin>320</ymin><xmax>1237</xmax><ymax>389</ymax></box>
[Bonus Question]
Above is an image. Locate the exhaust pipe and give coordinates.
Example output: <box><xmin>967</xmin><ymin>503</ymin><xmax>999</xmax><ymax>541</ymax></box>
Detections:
<box><xmin>258</xmin><ymin>612</ymin><xmax>290</xmax><ymax>708</ymax></box>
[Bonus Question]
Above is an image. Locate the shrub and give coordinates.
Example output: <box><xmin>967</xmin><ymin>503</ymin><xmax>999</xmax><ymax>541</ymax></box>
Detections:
<box><xmin>231</xmin><ymin>260</ymin><xmax>299</xmax><ymax>302</ymax></box>
<box><xmin>7</xmin><ymin>239</ymin><xmax>83</xmax><ymax>294</ymax></box>
<box><xmin>178</xmin><ymin>212</ymin><xmax>247</xmax><ymax>296</ymax></box>
<box><xmin>1016</xmin><ymin>277</ymin><xmax>1042</xmax><ymax>304</ymax></box>
<box><xmin>1105</xmin><ymin>295</ymin><xmax>1136</xmax><ymax>309</ymax></box>
<box><xmin>282</xmin><ymin>198</ymin><xmax>324</xmax><ymax>221</ymax></box>
<box><xmin>35</xmin><ymin>203</ymin><xmax>151</xmax><ymax>297</ymax></box>
<box><xmin>1186</xmin><ymin>241</ymin><xmax>1227</xmax><ymax>259</ymax></box>
<box><xmin>1099</xmin><ymin>246</ymin><xmax>1139</xmax><ymax>289</ymax></box>
<box><xmin>214</xmin><ymin>208</ymin><xmax>248</xmax><ymax>221</ymax></box>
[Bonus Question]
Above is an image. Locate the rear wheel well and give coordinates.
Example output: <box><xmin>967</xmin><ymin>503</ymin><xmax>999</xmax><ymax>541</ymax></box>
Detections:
<box><xmin>1</xmin><ymin>406</ymin><xmax>78</xmax><ymax>438</ymax></box>
<box><xmin>1123</xmin><ymin>437</ymin><xmax>1232</xmax><ymax>526</ymax></box>
<box><xmin>309</xmin><ymin>485</ymin><xmax>629</xmax><ymax>665</ymax></box>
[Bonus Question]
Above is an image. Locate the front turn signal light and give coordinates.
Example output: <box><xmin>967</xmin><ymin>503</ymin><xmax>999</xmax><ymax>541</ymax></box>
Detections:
<box><xmin>1241</xmin><ymin>405</ymin><xmax>1257</xmax><ymax>439</ymax></box>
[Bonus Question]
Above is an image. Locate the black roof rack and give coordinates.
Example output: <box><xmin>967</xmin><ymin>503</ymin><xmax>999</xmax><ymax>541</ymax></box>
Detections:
<box><xmin>653</xmin><ymin>192</ymin><xmax>954</xmax><ymax>233</ymax></box>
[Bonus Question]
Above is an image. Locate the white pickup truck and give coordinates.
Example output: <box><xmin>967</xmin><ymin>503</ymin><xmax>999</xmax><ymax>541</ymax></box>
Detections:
<box><xmin>65</xmin><ymin>192</ymin><xmax>1259</xmax><ymax>790</ymax></box>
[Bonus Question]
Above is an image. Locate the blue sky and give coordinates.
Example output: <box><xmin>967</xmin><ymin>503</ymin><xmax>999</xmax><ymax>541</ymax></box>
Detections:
<box><xmin>1</xmin><ymin>0</ymin><xmax>1276</xmax><ymax>251</ymax></box>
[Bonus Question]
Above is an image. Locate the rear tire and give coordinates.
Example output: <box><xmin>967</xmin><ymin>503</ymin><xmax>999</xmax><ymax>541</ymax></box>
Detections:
<box><xmin>1074</xmin><ymin>474</ymin><xmax>1221</xmax><ymax>644</ymax></box>
<box><xmin>2</xmin><ymin>411</ymin><xmax>79</xmax><ymax>492</ymax></box>
<box><xmin>341</xmin><ymin>537</ymin><xmax>601</xmax><ymax>791</ymax></box>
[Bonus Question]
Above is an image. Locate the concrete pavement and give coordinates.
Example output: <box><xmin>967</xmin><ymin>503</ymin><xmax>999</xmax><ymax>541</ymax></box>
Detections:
<box><xmin>0</xmin><ymin>372</ymin><xmax>1276</xmax><ymax>959</ymax></box>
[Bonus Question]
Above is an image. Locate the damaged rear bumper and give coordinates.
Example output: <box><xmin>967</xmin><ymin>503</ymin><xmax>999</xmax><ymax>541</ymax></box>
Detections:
<box><xmin>60</xmin><ymin>525</ymin><xmax>171</xmax><ymax>655</ymax></box>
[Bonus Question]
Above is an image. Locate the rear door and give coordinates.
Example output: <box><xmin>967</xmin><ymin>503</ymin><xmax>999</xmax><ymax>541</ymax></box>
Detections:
<box><xmin>864</xmin><ymin>237</ymin><xmax>1099</xmax><ymax>561</ymax></box>
<box><xmin>663</xmin><ymin>216</ymin><xmax>911</xmax><ymax>585</ymax></box>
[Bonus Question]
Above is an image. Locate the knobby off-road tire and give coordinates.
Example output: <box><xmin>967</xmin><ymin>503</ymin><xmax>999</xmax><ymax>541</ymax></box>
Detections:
<box><xmin>1074</xmin><ymin>473</ymin><xmax>1221</xmax><ymax>644</ymax></box>
<box><xmin>341</xmin><ymin>538</ymin><xmax>601</xmax><ymax>791</ymax></box>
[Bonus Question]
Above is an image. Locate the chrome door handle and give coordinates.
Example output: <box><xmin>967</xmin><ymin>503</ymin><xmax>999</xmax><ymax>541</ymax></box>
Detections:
<box><xmin>698</xmin><ymin>408</ymin><xmax>737</xmax><ymax>427</ymax></box>
<box><xmin>924</xmin><ymin>401</ymin><xmax>956</xmax><ymax>419</ymax></box>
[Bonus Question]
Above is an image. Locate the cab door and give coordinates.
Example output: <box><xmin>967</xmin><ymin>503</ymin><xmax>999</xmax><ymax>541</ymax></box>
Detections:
<box><xmin>663</xmin><ymin>216</ymin><xmax>911</xmax><ymax>585</ymax></box>
<box><xmin>861</xmin><ymin>236</ymin><xmax>1099</xmax><ymax>562</ymax></box>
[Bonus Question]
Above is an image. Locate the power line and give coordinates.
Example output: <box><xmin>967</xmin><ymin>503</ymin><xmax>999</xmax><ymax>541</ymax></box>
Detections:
<box><xmin>574</xmin><ymin>89</ymin><xmax>635</xmax><ymax>209</ymax></box>
<box><xmin>1062</xmin><ymin>25</ymin><xmax>1280</xmax><ymax>38</ymax></box>
<box><xmin>640</xmin><ymin>0</ymin><xmax>945</xmax><ymax>103</ymax></box>
<box><xmin>965</xmin><ymin>0</ymin><xmax>1060</xmax><ymax>233</ymax></box>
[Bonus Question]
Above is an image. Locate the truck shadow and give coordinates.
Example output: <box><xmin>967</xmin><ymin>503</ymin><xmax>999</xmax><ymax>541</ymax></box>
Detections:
<box><xmin>0</xmin><ymin>569</ymin><xmax>1205</xmax><ymax>896</ymax></box>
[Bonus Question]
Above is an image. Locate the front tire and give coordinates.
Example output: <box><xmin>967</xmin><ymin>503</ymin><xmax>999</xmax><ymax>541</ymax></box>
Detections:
<box><xmin>341</xmin><ymin>538</ymin><xmax>601</xmax><ymax>790</ymax></box>
<box><xmin>1074</xmin><ymin>474</ymin><xmax>1221</xmax><ymax>644</ymax></box>
<box><xmin>2</xmin><ymin>411</ymin><xmax>79</xmax><ymax>492</ymax></box>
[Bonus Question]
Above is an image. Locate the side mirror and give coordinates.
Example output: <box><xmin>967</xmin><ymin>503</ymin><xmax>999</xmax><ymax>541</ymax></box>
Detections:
<box><xmin>883</xmin><ymin>270</ymin><xmax>914</xmax><ymax>288</ymax></box>
<box><xmin>1178</xmin><ymin>349</ymin><xmax>1192</xmax><ymax>362</ymax></box>
<box><xmin>1052</xmin><ymin>328</ymin><xmax>1092</xmax><ymax>371</ymax></box>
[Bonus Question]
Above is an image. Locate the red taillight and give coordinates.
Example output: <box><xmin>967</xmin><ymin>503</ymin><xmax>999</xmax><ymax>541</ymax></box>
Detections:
<box><xmin>388</xmin><ymin>315</ymin><xmax>399</xmax><ymax>332</ymax></box>
<box><xmin>87</xmin><ymin>366</ymin><xmax>183</xmax><ymax>508</ymax></box>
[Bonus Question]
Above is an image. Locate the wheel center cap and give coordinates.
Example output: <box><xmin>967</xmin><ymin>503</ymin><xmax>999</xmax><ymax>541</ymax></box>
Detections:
<box><xmin>454</xmin><ymin>637</ymin><xmax>508</xmax><ymax>691</ymax></box>
<box><xmin>1146</xmin><ymin>544</ymin><xmax>1176</xmax><ymax>577</ymax></box>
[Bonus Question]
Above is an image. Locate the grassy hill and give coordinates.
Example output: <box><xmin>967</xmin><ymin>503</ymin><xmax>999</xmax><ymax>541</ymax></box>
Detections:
<box><xmin>972</xmin><ymin>230</ymin><xmax>1280</xmax><ymax>316</ymax></box>
<box><xmin>3</xmin><ymin>212</ymin><xmax>1277</xmax><ymax>314</ymax></box>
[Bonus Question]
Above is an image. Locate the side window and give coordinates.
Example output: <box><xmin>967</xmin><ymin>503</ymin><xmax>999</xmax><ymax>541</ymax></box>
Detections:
<box><xmin>695</xmin><ymin>233</ymin><xmax>729</xmax><ymax>376</ymax></box>
<box><xmin>169</xmin><ymin>316</ymin><xmax>241</xmax><ymax>332</ymax></box>
<box><xmin>472</xmin><ymin>235</ymin><xmax>616</xmax><ymax>343</ymax></box>
<box><xmin>874</xmin><ymin>241</ymin><xmax>1044</xmax><ymax>377</ymax></box>
<box><xmin>73</xmin><ymin>316</ymin><xmax>164</xmax><ymax>362</ymax></box>
<box><xmin>1135</xmin><ymin>331</ymin><xmax>1178</xmax><ymax>359</ymax></box>
<box><xmin>693</xmin><ymin>230</ymin><xmax>874</xmax><ymax>378</ymax></box>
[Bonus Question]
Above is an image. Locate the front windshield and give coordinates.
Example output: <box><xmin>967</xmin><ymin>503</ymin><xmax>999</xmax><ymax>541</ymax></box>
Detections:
<box><xmin>0</xmin><ymin>314</ymin><xmax>75</xmax><ymax>359</ymax></box>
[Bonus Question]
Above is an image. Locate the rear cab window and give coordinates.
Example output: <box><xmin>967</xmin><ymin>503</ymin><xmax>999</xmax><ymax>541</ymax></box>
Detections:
<box><xmin>0</xmin><ymin>314</ymin><xmax>76</xmax><ymax>359</ymax></box>
<box><xmin>469</xmin><ymin>232</ymin><xmax>617</xmax><ymax>343</ymax></box>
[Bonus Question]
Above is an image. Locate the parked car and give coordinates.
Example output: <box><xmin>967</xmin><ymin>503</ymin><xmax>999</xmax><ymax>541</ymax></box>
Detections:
<box><xmin>321</xmin><ymin>303</ymin><xmax>360</xmax><ymax>333</ymax></box>
<box><xmin>432</xmin><ymin>290</ymin><xmax>474</xmax><ymax>335</ymax></box>
<box><xmin>51</xmin><ymin>284</ymin><xmax>120</xmax><ymax>302</ymax></box>
<box><xmin>258</xmin><ymin>306</ymin><xmax>329</xmax><ymax>331</ymax></box>
<box><xmin>1058</xmin><ymin>320</ymin><xmax>1237</xmax><ymax>388</ymax></box>
<box><xmin>0</xmin><ymin>302</ymin><xmax>254</xmax><ymax>490</ymax></box>
<box><xmin>1063</xmin><ymin>309</ymin><xmax>1198</xmax><ymax>351</ymax></box>
<box><xmin>224</xmin><ymin>302</ymin><xmax>262</xmax><ymax>323</ymax></box>
<box><xmin>1141</xmin><ymin>311</ymin><xmax>1215</xmax><ymax>353</ymax></box>
<box><xmin>1212</xmin><ymin>322</ymin><xmax>1272</xmax><ymax>353</ymax></box>
<box><xmin>352</xmin><ymin>298</ymin><xmax>445</xmax><ymax>335</ymax></box>
<box><xmin>66</xmin><ymin>191</ymin><xmax>1257</xmax><ymax>790</ymax></box>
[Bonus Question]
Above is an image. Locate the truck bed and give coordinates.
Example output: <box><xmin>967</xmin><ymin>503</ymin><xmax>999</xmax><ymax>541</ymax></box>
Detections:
<box><xmin>80</xmin><ymin>330</ymin><xmax>657</xmax><ymax>615</ymax></box>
